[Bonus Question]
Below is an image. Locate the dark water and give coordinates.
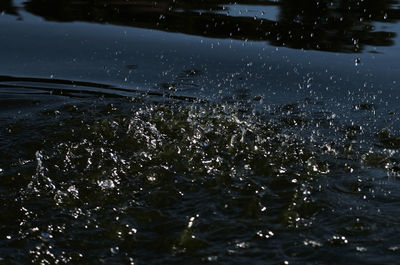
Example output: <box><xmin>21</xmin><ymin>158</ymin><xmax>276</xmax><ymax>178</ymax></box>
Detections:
<box><xmin>1</xmin><ymin>1</ymin><xmax>400</xmax><ymax>264</ymax></box>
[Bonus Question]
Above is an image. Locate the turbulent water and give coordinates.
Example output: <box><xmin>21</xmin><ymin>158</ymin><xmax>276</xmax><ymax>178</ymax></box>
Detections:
<box><xmin>2</xmin><ymin>0</ymin><xmax>400</xmax><ymax>264</ymax></box>
<box><xmin>1</xmin><ymin>91</ymin><xmax>400</xmax><ymax>264</ymax></box>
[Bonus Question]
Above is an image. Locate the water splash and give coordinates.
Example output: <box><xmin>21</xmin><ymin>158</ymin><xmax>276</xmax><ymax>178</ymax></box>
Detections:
<box><xmin>1</xmin><ymin>96</ymin><xmax>400</xmax><ymax>264</ymax></box>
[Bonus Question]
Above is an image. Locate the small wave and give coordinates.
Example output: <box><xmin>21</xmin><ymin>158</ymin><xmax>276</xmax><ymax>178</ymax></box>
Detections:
<box><xmin>0</xmin><ymin>75</ymin><xmax>206</xmax><ymax>102</ymax></box>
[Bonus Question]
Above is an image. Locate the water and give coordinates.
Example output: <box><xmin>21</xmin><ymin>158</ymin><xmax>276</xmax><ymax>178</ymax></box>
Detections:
<box><xmin>1</xmin><ymin>1</ymin><xmax>400</xmax><ymax>264</ymax></box>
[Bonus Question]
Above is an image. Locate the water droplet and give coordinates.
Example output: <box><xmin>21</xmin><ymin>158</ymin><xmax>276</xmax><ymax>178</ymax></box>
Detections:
<box><xmin>97</xmin><ymin>179</ymin><xmax>115</xmax><ymax>189</ymax></box>
<box><xmin>356</xmin><ymin>246</ymin><xmax>367</xmax><ymax>252</ymax></box>
<box><xmin>304</xmin><ymin>240</ymin><xmax>322</xmax><ymax>247</ymax></box>
<box><xmin>67</xmin><ymin>185</ymin><xmax>79</xmax><ymax>198</ymax></box>
<box><xmin>207</xmin><ymin>256</ymin><xmax>218</xmax><ymax>261</ymax></box>
<box><xmin>389</xmin><ymin>246</ymin><xmax>400</xmax><ymax>252</ymax></box>
<box><xmin>329</xmin><ymin>235</ymin><xmax>348</xmax><ymax>245</ymax></box>
<box><xmin>235</xmin><ymin>241</ymin><xmax>249</xmax><ymax>249</ymax></box>
<box><xmin>40</xmin><ymin>233</ymin><xmax>53</xmax><ymax>241</ymax></box>
<box><xmin>110</xmin><ymin>246</ymin><xmax>119</xmax><ymax>255</ymax></box>
<box><xmin>147</xmin><ymin>175</ymin><xmax>157</xmax><ymax>182</ymax></box>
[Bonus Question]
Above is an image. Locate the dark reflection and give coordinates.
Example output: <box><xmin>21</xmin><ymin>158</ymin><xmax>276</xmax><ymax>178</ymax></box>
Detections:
<box><xmin>0</xmin><ymin>0</ymin><xmax>18</xmax><ymax>15</ymax></box>
<box><xmin>277</xmin><ymin>0</ymin><xmax>398</xmax><ymax>52</ymax></box>
<box><xmin>15</xmin><ymin>0</ymin><xmax>400</xmax><ymax>52</ymax></box>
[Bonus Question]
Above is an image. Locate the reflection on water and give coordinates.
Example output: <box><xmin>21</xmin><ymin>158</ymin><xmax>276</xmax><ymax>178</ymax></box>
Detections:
<box><xmin>2</xmin><ymin>0</ymin><xmax>399</xmax><ymax>52</ymax></box>
<box><xmin>0</xmin><ymin>0</ymin><xmax>17</xmax><ymax>15</ymax></box>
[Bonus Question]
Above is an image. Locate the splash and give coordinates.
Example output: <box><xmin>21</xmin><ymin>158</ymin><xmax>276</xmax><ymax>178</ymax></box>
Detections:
<box><xmin>1</xmin><ymin>97</ymin><xmax>400</xmax><ymax>264</ymax></box>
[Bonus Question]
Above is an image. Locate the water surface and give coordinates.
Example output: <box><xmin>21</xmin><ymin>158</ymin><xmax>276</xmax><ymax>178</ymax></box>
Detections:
<box><xmin>1</xmin><ymin>1</ymin><xmax>400</xmax><ymax>264</ymax></box>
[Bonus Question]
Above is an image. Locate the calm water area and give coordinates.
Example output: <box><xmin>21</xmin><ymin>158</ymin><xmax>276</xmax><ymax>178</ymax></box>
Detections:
<box><xmin>1</xmin><ymin>0</ymin><xmax>400</xmax><ymax>264</ymax></box>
